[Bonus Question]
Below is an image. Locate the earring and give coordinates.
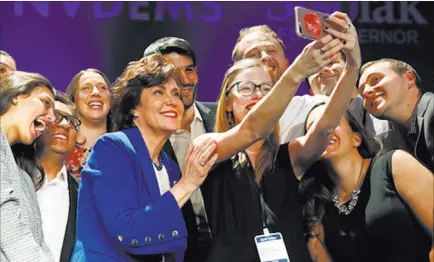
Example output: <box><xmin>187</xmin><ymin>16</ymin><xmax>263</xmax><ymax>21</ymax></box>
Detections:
<box><xmin>227</xmin><ymin>111</ymin><xmax>234</xmax><ymax>127</ymax></box>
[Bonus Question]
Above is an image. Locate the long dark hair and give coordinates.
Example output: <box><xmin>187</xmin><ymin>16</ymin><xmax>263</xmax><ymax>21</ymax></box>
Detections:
<box><xmin>0</xmin><ymin>71</ymin><xmax>55</xmax><ymax>190</ymax></box>
<box><xmin>299</xmin><ymin>103</ymin><xmax>381</xmax><ymax>236</ymax></box>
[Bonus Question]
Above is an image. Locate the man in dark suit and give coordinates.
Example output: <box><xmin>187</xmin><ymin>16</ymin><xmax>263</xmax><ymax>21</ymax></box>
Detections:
<box><xmin>36</xmin><ymin>92</ymin><xmax>80</xmax><ymax>262</ymax></box>
<box><xmin>144</xmin><ymin>37</ymin><xmax>217</xmax><ymax>261</ymax></box>
<box><xmin>359</xmin><ymin>58</ymin><xmax>434</xmax><ymax>172</ymax></box>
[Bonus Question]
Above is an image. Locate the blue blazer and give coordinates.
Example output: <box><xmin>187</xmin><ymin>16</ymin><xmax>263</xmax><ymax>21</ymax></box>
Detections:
<box><xmin>71</xmin><ymin>128</ymin><xmax>187</xmax><ymax>262</ymax></box>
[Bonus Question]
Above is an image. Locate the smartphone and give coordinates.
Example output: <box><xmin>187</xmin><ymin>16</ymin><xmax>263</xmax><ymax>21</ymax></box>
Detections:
<box><xmin>295</xmin><ymin>6</ymin><xmax>329</xmax><ymax>40</ymax></box>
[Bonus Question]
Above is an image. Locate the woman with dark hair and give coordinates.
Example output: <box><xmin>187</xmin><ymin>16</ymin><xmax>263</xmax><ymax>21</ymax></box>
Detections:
<box><xmin>298</xmin><ymin>102</ymin><xmax>433</xmax><ymax>262</ymax></box>
<box><xmin>65</xmin><ymin>68</ymin><xmax>112</xmax><ymax>179</ymax></box>
<box><xmin>0</xmin><ymin>71</ymin><xmax>55</xmax><ymax>261</ymax></box>
<box><xmin>71</xmin><ymin>55</ymin><xmax>217</xmax><ymax>262</ymax></box>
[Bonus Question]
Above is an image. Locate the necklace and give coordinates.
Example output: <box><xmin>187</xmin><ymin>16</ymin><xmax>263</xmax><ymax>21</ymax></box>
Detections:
<box><xmin>153</xmin><ymin>155</ymin><xmax>163</xmax><ymax>171</ymax></box>
<box><xmin>332</xmin><ymin>159</ymin><xmax>365</xmax><ymax>215</ymax></box>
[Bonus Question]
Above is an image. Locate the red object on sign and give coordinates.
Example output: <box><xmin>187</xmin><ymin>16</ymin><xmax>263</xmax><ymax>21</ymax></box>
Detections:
<box><xmin>303</xmin><ymin>12</ymin><xmax>321</xmax><ymax>37</ymax></box>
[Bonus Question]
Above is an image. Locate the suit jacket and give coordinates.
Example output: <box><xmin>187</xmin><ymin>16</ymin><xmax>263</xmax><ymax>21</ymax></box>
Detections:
<box><xmin>59</xmin><ymin>175</ymin><xmax>78</xmax><ymax>262</ymax></box>
<box><xmin>71</xmin><ymin>128</ymin><xmax>187</xmax><ymax>262</ymax></box>
<box><xmin>414</xmin><ymin>92</ymin><xmax>434</xmax><ymax>172</ymax></box>
<box><xmin>162</xmin><ymin>101</ymin><xmax>217</xmax><ymax>262</ymax></box>
<box><xmin>0</xmin><ymin>125</ymin><xmax>54</xmax><ymax>261</ymax></box>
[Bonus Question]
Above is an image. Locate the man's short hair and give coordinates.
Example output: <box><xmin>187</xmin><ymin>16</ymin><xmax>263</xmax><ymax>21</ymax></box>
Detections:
<box><xmin>54</xmin><ymin>91</ymin><xmax>76</xmax><ymax>116</ymax></box>
<box><xmin>361</xmin><ymin>58</ymin><xmax>422</xmax><ymax>87</ymax></box>
<box><xmin>0</xmin><ymin>50</ymin><xmax>14</xmax><ymax>60</ymax></box>
<box><xmin>143</xmin><ymin>37</ymin><xmax>196</xmax><ymax>66</ymax></box>
<box><xmin>232</xmin><ymin>25</ymin><xmax>285</xmax><ymax>62</ymax></box>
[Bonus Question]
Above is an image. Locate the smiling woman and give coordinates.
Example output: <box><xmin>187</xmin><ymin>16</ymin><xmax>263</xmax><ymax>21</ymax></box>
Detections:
<box><xmin>65</xmin><ymin>68</ymin><xmax>112</xmax><ymax>179</ymax></box>
<box><xmin>0</xmin><ymin>71</ymin><xmax>55</xmax><ymax>261</ymax></box>
<box><xmin>71</xmin><ymin>55</ymin><xmax>218</xmax><ymax>262</ymax></box>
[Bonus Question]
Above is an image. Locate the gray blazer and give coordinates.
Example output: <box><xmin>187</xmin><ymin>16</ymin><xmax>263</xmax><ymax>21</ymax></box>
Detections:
<box><xmin>0</xmin><ymin>125</ymin><xmax>54</xmax><ymax>261</ymax></box>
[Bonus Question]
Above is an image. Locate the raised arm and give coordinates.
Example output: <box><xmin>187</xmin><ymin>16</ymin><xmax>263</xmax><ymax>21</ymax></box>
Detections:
<box><xmin>288</xmin><ymin>12</ymin><xmax>362</xmax><ymax>177</ymax></box>
<box><xmin>195</xmin><ymin>35</ymin><xmax>344</xmax><ymax>164</ymax></box>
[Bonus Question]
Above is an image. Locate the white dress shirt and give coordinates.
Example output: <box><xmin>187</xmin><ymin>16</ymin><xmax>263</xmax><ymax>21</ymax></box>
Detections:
<box><xmin>279</xmin><ymin>94</ymin><xmax>329</xmax><ymax>144</ymax></box>
<box><xmin>169</xmin><ymin>103</ymin><xmax>211</xmax><ymax>235</ymax></box>
<box><xmin>36</xmin><ymin>165</ymin><xmax>70</xmax><ymax>262</ymax></box>
<box><xmin>153</xmin><ymin>165</ymin><xmax>171</xmax><ymax>195</ymax></box>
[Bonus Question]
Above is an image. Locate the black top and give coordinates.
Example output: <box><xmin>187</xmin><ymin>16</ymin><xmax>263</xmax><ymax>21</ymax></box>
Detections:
<box><xmin>202</xmin><ymin>143</ymin><xmax>312</xmax><ymax>262</ymax></box>
<box><xmin>322</xmin><ymin>150</ymin><xmax>431</xmax><ymax>262</ymax></box>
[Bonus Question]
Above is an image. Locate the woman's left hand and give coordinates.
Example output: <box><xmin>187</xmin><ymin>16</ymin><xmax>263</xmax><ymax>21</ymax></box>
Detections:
<box><xmin>324</xmin><ymin>12</ymin><xmax>361</xmax><ymax>69</ymax></box>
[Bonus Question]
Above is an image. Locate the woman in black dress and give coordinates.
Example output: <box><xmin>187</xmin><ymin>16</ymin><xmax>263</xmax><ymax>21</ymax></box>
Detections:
<box><xmin>298</xmin><ymin>102</ymin><xmax>433</xmax><ymax>262</ymax></box>
<box><xmin>196</xmin><ymin>12</ymin><xmax>362</xmax><ymax>262</ymax></box>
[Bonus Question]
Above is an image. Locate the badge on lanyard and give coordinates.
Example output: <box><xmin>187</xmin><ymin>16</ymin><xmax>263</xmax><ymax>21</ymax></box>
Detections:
<box><xmin>254</xmin><ymin>228</ymin><xmax>290</xmax><ymax>262</ymax></box>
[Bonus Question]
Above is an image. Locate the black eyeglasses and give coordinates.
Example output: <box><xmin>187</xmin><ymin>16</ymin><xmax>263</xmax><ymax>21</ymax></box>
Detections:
<box><xmin>54</xmin><ymin>111</ymin><xmax>81</xmax><ymax>131</ymax></box>
<box><xmin>226</xmin><ymin>81</ymin><xmax>274</xmax><ymax>97</ymax></box>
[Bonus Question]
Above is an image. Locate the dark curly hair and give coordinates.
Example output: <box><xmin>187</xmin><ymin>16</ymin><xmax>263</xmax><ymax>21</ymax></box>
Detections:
<box><xmin>111</xmin><ymin>54</ymin><xmax>179</xmax><ymax>131</ymax></box>
<box><xmin>299</xmin><ymin>102</ymin><xmax>382</xmax><ymax>237</ymax></box>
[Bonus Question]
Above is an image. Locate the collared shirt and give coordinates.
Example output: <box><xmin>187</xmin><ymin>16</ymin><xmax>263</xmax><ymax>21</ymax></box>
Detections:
<box><xmin>279</xmin><ymin>94</ymin><xmax>328</xmax><ymax>144</ymax></box>
<box><xmin>169</xmin><ymin>103</ymin><xmax>212</xmax><ymax>242</ymax></box>
<box><xmin>404</xmin><ymin>104</ymin><xmax>420</xmax><ymax>151</ymax></box>
<box><xmin>153</xmin><ymin>165</ymin><xmax>171</xmax><ymax>195</ymax></box>
<box><xmin>36</xmin><ymin>165</ymin><xmax>70</xmax><ymax>262</ymax></box>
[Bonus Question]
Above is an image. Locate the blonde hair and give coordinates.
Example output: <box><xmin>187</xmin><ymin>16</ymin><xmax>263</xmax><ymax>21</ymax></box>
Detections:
<box><xmin>215</xmin><ymin>58</ymin><xmax>280</xmax><ymax>176</ymax></box>
<box><xmin>232</xmin><ymin>25</ymin><xmax>285</xmax><ymax>62</ymax></box>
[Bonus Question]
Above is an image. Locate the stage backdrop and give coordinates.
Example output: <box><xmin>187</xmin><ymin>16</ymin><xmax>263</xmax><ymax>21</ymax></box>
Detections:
<box><xmin>1</xmin><ymin>1</ymin><xmax>433</xmax><ymax>101</ymax></box>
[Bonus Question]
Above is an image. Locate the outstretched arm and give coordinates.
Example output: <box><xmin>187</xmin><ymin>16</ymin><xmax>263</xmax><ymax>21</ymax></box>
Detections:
<box><xmin>195</xmin><ymin>35</ymin><xmax>343</xmax><ymax>164</ymax></box>
<box><xmin>288</xmin><ymin>12</ymin><xmax>362</xmax><ymax>178</ymax></box>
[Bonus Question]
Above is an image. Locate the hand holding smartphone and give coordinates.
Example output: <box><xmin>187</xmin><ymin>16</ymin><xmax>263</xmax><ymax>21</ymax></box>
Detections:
<box><xmin>295</xmin><ymin>7</ymin><xmax>329</xmax><ymax>40</ymax></box>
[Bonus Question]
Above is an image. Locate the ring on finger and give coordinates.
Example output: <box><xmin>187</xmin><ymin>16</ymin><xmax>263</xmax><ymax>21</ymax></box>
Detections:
<box><xmin>343</xmin><ymin>23</ymin><xmax>351</xmax><ymax>32</ymax></box>
<box><xmin>199</xmin><ymin>160</ymin><xmax>206</xmax><ymax>166</ymax></box>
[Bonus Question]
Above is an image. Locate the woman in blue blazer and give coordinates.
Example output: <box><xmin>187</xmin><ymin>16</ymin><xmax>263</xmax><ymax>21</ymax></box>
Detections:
<box><xmin>71</xmin><ymin>55</ymin><xmax>217</xmax><ymax>262</ymax></box>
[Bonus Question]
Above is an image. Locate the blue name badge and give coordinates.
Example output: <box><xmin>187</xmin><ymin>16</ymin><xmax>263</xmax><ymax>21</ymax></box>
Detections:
<box><xmin>254</xmin><ymin>232</ymin><xmax>290</xmax><ymax>262</ymax></box>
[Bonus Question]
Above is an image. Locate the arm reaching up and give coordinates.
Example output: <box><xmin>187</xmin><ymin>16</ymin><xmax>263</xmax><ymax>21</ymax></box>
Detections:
<box><xmin>194</xmin><ymin>35</ymin><xmax>344</xmax><ymax>164</ymax></box>
<box><xmin>288</xmin><ymin>12</ymin><xmax>363</xmax><ymax>177</ymax></box>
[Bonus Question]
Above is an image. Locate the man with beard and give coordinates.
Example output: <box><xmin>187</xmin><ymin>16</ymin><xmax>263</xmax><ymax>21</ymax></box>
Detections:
<box><xmin>306</xmin><ymin>52</ymin><xmax>407</xmax><ymax>152</ymax></box>
<box><xmin>144</xmin><ymin>37</ymin><xmax>217</xmax><ymax>261</ymax></box>
<box><xmin>231</xmin><ymin>25</ymin><xmax>327</xmax><ymax>144</ymax></box>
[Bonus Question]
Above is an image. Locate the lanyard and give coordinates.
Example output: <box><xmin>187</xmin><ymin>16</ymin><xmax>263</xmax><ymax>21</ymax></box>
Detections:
<box><xmin>259</xmin><ymin>187</ymin><xmax>270</xmax><ymax>235</ymax></box>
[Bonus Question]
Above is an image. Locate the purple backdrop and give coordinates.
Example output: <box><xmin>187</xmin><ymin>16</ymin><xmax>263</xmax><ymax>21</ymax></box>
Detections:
<box><xmin>1</xmin><ymin>2</ymin><xmax>433</xmax><ymax>102</ymax></box>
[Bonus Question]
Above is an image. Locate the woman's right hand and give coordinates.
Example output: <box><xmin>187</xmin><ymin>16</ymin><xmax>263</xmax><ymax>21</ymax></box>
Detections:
<box><xmin>289</xmin><ymin>34</ymin><xmax>344</xmax><ymax>83</ymax></box>
<box><xmin>179</xmin><ymin>138</ymin><xmax>218</xmax><ymax>192</ymax></box>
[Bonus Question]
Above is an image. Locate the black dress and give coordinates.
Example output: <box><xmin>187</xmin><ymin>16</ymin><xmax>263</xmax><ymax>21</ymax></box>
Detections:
<box><xmin>201</xmin><ymin>143</ymin><xmax>312</xmax><ymax>262</ymax></box>
<box><xmin>322</xmin><ymin>150</ymin><xmax>431</xmax><ymax>262</ymax></box>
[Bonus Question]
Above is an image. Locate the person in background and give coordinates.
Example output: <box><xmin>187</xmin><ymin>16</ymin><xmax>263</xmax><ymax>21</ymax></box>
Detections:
<box><xmin>0</xmin><ymin>50</ymin><xmax>17</xmax><ymax>78</ymax></box>
<box><xmin>71</xmin><ymin>55</ymin><xmax>217</xmax><ymax>262</ymax></box>
<box><xmin>0</xmin><ymin>71</ymin><xmax>55</xmax><ymax>261</ymax></box>
<box><xmin>306</xmin><ymin>52</ymin><xmax>406</xmax><ymax>152</ymax></box>
<box><xmin>359</xmin><ymin>58</ymin><xmax>434</xmax><ymax>172</ymax></box>
<box><xmin>35</xmin><ymin>92</ymin><xmax>80</xmax><ymax>262</ymax></box>
<box><xmin>65</xmin><ymin>68</ymin><xmax>112</xmax><ymax>179</ymax></box>
<box><xmin>144</xmin><ymin>37</ymin><xmax>217</xmax><ymax>261</ymax></box>
<box><xmin>231</xmin><ymin>24</ymin><xmax>325</xmax><ymax>144</ymax></box>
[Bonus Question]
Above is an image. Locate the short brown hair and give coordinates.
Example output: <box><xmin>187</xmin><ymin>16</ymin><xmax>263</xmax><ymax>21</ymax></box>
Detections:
<box><xmin>361</xmin><ymin>58</ymin><xmax>422</xmax><ymax>86</ymax></box>
<box><xmin>111</xmin><ymin>54</ymin><xmax>179</xmax><ymax>131</ymax></box>
<box><xmin>232</xmin><ymin>25</ymin><xmax>285</xmax><ymax>62</ymax></box>
<box><xmin>0</xmin><ymin>71</ymin><xmax>55</xmax><ymax>116</ymax></box>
